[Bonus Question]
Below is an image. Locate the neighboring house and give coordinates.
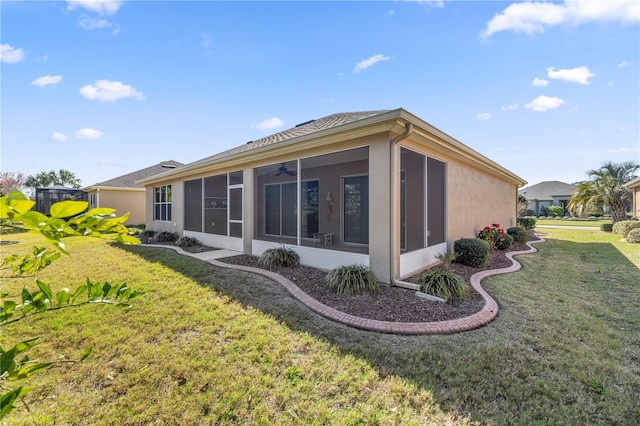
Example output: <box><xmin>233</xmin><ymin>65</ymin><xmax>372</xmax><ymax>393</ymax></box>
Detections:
<box><xmin>139</xmin><ymin>109</ymin><xmax>526</xmax><ymax>283</ymax></box>
<box><xmin>518</xmin><ymin>181</ymin><xmax>575</xmax><ymax>216</ymax></box>
<box><xmin>624</xmin><ymin>176</ymin><xmax>640</xmax><ymax>219</ymax></box>
<box><xmin>82</xmin><ymin>161</ymin><xmax>183</xmax><ymax>225</ymax></box>
<box><xmin>35</xmin><ymin>186</ymin><xmax>85</xmax><ymax>215</ymax></box>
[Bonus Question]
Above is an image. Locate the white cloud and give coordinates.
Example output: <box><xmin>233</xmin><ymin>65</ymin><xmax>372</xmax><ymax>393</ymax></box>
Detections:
<box><xmin>547</xmin><ymin>66</ymin><xmax>595</xmax><ymax>84</ymax></box>
<box><xmin>609</xmin><ymin>147</ymin><xmax>638</xmax><ymax>153</ymax></box>
<box><xmin>255</xmin><ymin>117</ymin><xmax>284</xmax><ymax>131</ymax></box>
<box><xmin>532</xmin><ymin>77</ymin><xmax>549</xmax><ymax>87</ymax></box>
<box><xmin>619</xmin><ymin>60</ymin><xmax>631</xmax><ymax>67</ymax></box>
<box><xmin>31</xmin><ymin>75</ymin><xmax>63</xmax><ymax>87</ymax></box>
<box><xmin>79</xmin><ymin>80</ymin><xmax>144</xmax><ymax>102</ymax></box>
<box><xmin>75</xmin><ymin>128</ymin><xmax>104</xmax><ymax>139</ymax></box>
<box><xmin>502</xmin><ymin>103</ymin><xmax>519</xmax><ymax>111</ymax></box>
<box><xmin>416</xmin><ymin>0</ymin><xmax>444</xmax><ymax>8</ymax></box>
<box><xmin>66</xmin><ymin>1</ymin><xmax>123</xmax><ymax>15</ymax></box>
<box><xmin>525</xmin><ymin>95</ymin><xmax>565</xmax><ymax>112</ymax></box>
<box><xmin>477</xmin><ymin>113</ymin><xmax>491</xmax><ymax>120</ymax></box>
<box><xmin>0</xmin><ymin>44</ymin><xmax>25</xmax><ymax>64</ymax></box>
<box><xmin>79</xmin><ymin>17</ymin><xmax>111</xmax><ymax>30</ymax></box>
<box><xmin>354</xmin><ymin>54</ymin><xmax>391</xmax><ymax>73</ymax></box>
<box><xmin>50</xmin><ymin>132</ymin><xmax>68</xmax><ymax>141</ymax></box>
<box><xmin>482</xmin><ymin>0</ymin><xmax>639</xmax><ymax>38</ymax></box>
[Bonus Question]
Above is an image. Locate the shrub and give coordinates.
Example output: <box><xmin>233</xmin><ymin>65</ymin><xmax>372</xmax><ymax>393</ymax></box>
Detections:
<box><xmin>548</xmin><ymin>206</ymin><xmax>564</xmax><ymax>217</ymax></box>
<box><xmin>507</xmin><ymin>227</ymin><xmax>528</xmax><ymax>243</ymax></box>
<box><xmin>496</xmin><ymin>233</ymin><xmax>514</xmax><ymax>250</ymax></box>
<box><xmin>416</xmin><ymin>270</ymin><xmax>469</xmax><ymax>302</ymax></box>
<box><xmin>155</xmin><ymin>231</ymin><xmax>179</xmax><ymax>243</ymax></box>
<box><xmin>258</xmin><ymin>246</ymin><xmax>300</xmax><ymax>270</ymax></box>
<box><xmin>140</xmin><ymin>229</ymin><xmax>157</xmax><ymax>238</ymax></box>
<box><xmin>476</xmin><ymin>224</ymin><xmax>508</xmax><ymax>250</ymax></box>
<box><xmin>454</xmin><ymin>238</ymin><xmax>490</xmax><ymax>267</ymax></box>
<box><xmin>600</xmin><ymin>223</ymin><xmax>613</xmax><ymax>232</ymax></box>
<box><xmin>176</xmin><ymin>236</ymin><xmax>200</xmax><ymax>248</ymax></box>
<box><xmin>627</xmin><ymin>228</ymin><xmax>640</xmax><ymax>243</ymax></box>
<box><xmin>612</xmin><ymin>221</ymin><xmax>640</xmax><ymax>238</ymax></box>
<box><xmin>325</xmin><ymin>264</ymin><xmax>378</xmax><ymax>295</ymax></box>
<box><xmin>435</xmin><ymin>252</ymin><xmax>457</xmax><ymax>271</ymax></box>
<box><xmin>517</xmin><ymin>217</ymin><xmax>537</xmax><ymax>230</ymax></box>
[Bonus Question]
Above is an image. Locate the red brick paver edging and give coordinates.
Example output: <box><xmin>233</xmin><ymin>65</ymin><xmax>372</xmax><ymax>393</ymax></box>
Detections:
<box><xmin>143</xmin><ymin>238</ymin><xmax>544</xmax><ymax>335</ymax></box>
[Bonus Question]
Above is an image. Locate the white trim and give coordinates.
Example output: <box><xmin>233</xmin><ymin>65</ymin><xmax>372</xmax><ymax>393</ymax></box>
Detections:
<box><xmin>399</xmin><ymin>242</ymin><xmax>447</xmax><ymax>278</ymax></box>
<box><xmin>252</xmin><ymin>240</ymin><xmax>369</xmax><ymax>270</ymax></box>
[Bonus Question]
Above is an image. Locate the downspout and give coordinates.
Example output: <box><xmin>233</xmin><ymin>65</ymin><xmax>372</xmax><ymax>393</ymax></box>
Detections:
<box><xmin>389</xmin><ymin>123</ymin><xmax>414</xmax><ymax>288</ymax></box>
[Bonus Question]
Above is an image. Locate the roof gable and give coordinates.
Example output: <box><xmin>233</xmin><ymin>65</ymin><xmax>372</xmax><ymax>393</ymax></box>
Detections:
<box><xmin>519</xmin><ymin>180</ymin><xmax>575</xmax><ymax>200</ymax></box>
<box><xmin>87</xmin><ymin>160</ymin><xmax>184</xmax><ymax>189</ymax></box>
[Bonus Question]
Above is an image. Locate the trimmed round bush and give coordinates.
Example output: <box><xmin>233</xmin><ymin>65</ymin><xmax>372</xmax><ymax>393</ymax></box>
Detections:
<box><xmin>155</xmin><ymin>231</ymin><xmax>179</xmax><ymax>243</ymax></box>
<box><xmin>325</xmin><ymin>264</ymin><xmax>378</xmax><ymax>295</ymax></box>
<box><xmin>496</xmin><ymin>233</ymin><xmax>514</xmax><ymax>250</ymax></box>
<box><xmin>612</xmin><ymin>220</ymin><xmax>640</xmax><ymax>238</ymax></box>
<box><xmin>627</xmin><ymin>228</ymin><xmax>640</xmax><ymax>244</ymax></box>
<box><xmin>258</xmin><ymin>247</ymin><xmax>300</xmax><ymax>270</ymax></box>
<box><xmin>454</xmin><ymin>238</ymin><xmax>490</xmax><ymax>267</ymax></box>
<box><xmin>517</xmin><ymin>217</ymin><xmax>537</xmax><ymax>230</ymax></box>
<box><xmin>507</xmin><ymin>227</ymin><xmax>529</xmax><ymax>243</ymax></box>
<box><xmin>416</xmin><ymin>270</ymin><xmax>469</xmax><ymax>302</ymax></box>
<box><xmin>600</xmin><ymin>223</ymin><xmax>613</xmax><ymax>232</ymax></box>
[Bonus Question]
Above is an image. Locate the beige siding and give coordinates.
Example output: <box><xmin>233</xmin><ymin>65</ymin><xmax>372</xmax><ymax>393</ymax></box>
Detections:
<box><xmin>87</xmin><ymin>189</ymin><xmax>146</xmax><ymax>225</ymax></box>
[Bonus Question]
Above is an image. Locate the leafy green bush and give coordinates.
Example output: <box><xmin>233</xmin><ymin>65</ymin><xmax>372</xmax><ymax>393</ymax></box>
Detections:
<box><xmin>507</xmin><ymin>227</ymin><xmax>529</xmax><ymax>243</ymax></box>
<box><xmin>416</xmin><ymin>270</ymin><xmax>469</xmax><ymax>302</ymax></box>
<box><xmin>258</xmin><ymin>246</ymin><xmax>300</xmax><ymax>271</ymax></box>
<box><xmin>517</xmin><ymin>217</ymin><xmax>537</xmax><ymax>230</ymax></box>
<box><xmin>325</xmin><ymin>264</ymin><xmax>378</xmax><ymax>295</ymax></box>
<box><xmin>612</xmin><ymin>221</ymin><xmax>640</xmax><ymax>238</ymax></box>
<box><xmin>154</xmin><ymin>231</ymin><xmax>179</xmax><ymax>243</ymax></box>
<box><xmin>454</xmin><ymin>238</ymin><xmax>490</xmax><ymax>267</ymax></box>
<box><xmin>140</xmin><ymin>229</ymin><xmax>157</xmax><ymax>238</ymax></box>
<box><xmin>176</xmin><ymin>236</ymin><xmax>200</xmax><ymax>248</ymax></box>
<box><xmin>496</xmin><ymin>233</ymin><xmax>514</xmax><ymax>250</ymax></box>
<box><xmin>600</xmin><ymin>223</ymin><xmax>613</xmax><ymax>232</ymax></box>
<box><xmin>548</xmin><ymin>206</ymin><xmax>564</xmax><ymax>217</ymax></box>
<box><xmin>627</xmin><ymin>228</ymin><xmax>640</xmax><ymax>243</ymax></box>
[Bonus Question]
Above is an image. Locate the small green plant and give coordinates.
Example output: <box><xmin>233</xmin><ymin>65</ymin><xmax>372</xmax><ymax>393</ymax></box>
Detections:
<box><xmin>496</xmin><ymin>233</ymin><xmax>514</xmax><ymax>250</ymax></box>
<box><xmin>176</xmin><ymin>236</ymin><xmax>200</xmax><ymax>248</ymax></box>
<box><xmin>517</xmin><ymin>217</ymin><xmax>537</xmax><ymax>230</ymax></box>
<box><xmin>600</xmin><ymin>223</ymin><xmax>613</xmax><ymax>232</ymax></box>
<box><xmin>627</xmin><ymin>228</ymin><xmax>640</xmax><ymax>243</ymax></box>
<box><xmin>612</xmin><ymin>220</ymin><xmax>640</xmax><ymax>238</ymax></box>
<box><xmin>547</xmin><ymin>206</ymin><xmax>564</xmax><ymax>217</ymax></box>
<box><xmin>434</xmin><ymin>252</ymin><xmax>457</xmax><ymax>271</ymax></box>
<box><xmin>507</xmin><ymin>227</ymin><xmax>529</xmax><ymax>243</ymax></box>
<box><xmin>325</xmin><ymin>264</ymin><xmax>378</xmax><ymax>295</ymax></box>
<box><xmin>416</xmin><ymin>270</ymin><xmax>469</xmax><ymax>302</ymax></box>
<box><xmin>476</xmin><ymin>224</ymin><xmax>508</xmax><ymax>250</ymax></box>
<box><xmin>140</xmin><ymin>229</ymin><xmax>157</xmax><ymax>238</ymax></box>
<box><xmin>2</xmin><ymin>246</ymin><xmax>62</xmax><ymax>276</ymax></box>
<box><xmin>454</xmin><ymin>238</ymin><xmax>490</xmax><ymax>267</ymax></box>
<box><xmin>258</xmin><ymin>246</ymin><xmax>300</xmax><ymax>271</ymax></box>
<box><xmin>154</xmin><ymin>231</ymin><xmax>180</xmax><ymax>243</ymax></box>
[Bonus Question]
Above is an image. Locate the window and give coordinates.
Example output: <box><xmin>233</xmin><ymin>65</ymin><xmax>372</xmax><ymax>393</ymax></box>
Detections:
<box><xmin>265</xmin><ymin>182</ymin><xmax>297</xmax><ymax>237</ymax></box>
<box><xmin>343</xmin><ymin>175</ymin><xmax>369</xmax><ymax>244</ymax></box>
<box><xmin>154</xmin><ymin>184</ymin><xmax>172</xmax><ymax>221</ymax></box>
<box><xmin>89</xmin><ymin>193</ymin><xmax>97</xmax><ymax>209</ymax></box>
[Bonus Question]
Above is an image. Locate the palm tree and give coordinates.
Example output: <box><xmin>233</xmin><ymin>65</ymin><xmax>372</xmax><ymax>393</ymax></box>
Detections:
<box><xmin>26</xmin><ymin>169</ymin><xmax>81</xmax><ymax>190</ymax></box>
<box><xmin>568</xmin><ymin>161</ymin><xmax>639</xmax><ymax>223</ymax></box>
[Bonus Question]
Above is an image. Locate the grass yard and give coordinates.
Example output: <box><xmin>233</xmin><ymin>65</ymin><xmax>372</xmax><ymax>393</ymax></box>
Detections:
<box><xmin>1</xmin><ymin>228</ymin><xmax>639</xmax><ymax>425</ymax></box>
<box><xmin>535</xmin><ymin>218</ymin><xmax>612</xmax><ymax>227</ymax></box>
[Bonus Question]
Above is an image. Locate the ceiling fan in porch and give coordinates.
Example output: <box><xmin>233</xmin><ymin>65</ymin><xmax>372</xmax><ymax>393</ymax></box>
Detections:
<box><xmin>275</xmin><ymin>163</ymin><xmax>296</xmax><ymax>177</ymax></box>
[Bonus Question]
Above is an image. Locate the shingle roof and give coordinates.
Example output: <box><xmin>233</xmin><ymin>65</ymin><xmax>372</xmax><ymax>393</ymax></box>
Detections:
<box><xmin>518</xmin><ymin>180</ymin><xmax>575</xmax><ymax>200</ymax></box>
<box><xmin>89</xmin><ymin>160</ymin><xmax>184</xmax><ymax>189</ymax></box>
<box><xmin>186</xmin><ymin>110</ymin><xmax>390</xmax><ymax>168</ymax></box>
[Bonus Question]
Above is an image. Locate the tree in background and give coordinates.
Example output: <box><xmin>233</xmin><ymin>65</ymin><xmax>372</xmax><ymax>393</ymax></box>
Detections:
<box><xmin>568</xmin><ymin>161</ymin><xmax>639</xmax><ymax>223</ymax></box>
<box><xmin>0</xmin><ymin>172</ymin><xmax>27</xmax><ymax>196</ymax></box>
<box><xmin>25</xmin><ymin>169</ymin><xmax>81</xmax><ymax>190</ymax></box>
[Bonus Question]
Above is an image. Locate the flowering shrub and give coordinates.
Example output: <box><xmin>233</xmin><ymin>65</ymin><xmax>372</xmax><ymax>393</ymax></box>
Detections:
<box><xmin>476</xmin><ymin>223</ymin><xmax>508</xmax><ymax>250</ymax></box>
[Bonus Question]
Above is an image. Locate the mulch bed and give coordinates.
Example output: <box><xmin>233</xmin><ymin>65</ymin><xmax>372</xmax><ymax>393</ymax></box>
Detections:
<box><xmin>216</xmin><ymin>239</ymin><xmax>536</xmax><ymax>323</ymax></box>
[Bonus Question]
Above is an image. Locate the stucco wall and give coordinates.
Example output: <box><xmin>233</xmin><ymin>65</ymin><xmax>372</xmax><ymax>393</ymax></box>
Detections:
<box><xmin>86</xmin><ymin>189</ymin><xmax>146</xmax><ymax>225</ymax></box>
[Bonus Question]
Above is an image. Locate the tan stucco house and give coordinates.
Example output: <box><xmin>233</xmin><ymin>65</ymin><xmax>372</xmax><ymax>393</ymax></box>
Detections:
<box><xmin>139</xmin><ymin>109</ymin><xmax>526</xmax><ymax>283</ymax></box>
<box><xmin>83</xmin><ymin>161</ymin><xmax>183</xmax><ymax>225</ymax></box>
<box><xmin>624</xmin><ymin>176</ymin><xmax>640</xmax><ymax>219</ymax></box>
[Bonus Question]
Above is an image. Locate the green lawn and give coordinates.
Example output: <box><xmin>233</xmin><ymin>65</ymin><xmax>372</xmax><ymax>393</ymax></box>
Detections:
<box><xmin>2</xmin><ymin>229</ymin><xmax>639</xmax><ymax>425</ymax></box>
<box><xmin>535</xmin><ymin>218</ymin><xmax>612</xmax><ymax>227</ymax></box>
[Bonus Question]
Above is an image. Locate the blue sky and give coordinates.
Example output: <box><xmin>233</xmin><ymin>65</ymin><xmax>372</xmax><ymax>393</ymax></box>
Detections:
<box><xmin>2</xmin><ymin>0</ymin><xmax>638</xmax><ymax>189</ymax></box>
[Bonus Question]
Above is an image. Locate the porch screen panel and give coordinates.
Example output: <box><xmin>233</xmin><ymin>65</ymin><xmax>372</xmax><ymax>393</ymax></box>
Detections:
<box><xmin>301</xmin><ymin>180</ymin><xmax>319</xmax><ymax>238</ymax></box>
<box><xmin>281</xmin><ymin>182</ymin><xmax>297</xmax><ymax>237</ymax></box>
<box><xmin>184</xmin><ymin>179</ymin><xmax>202</xmax><ymax>232</ymax></box>
<box><xmin>427</xmin><ymin>157</ymin><xmax>446</xmax><ymax>246</ymax></box>
<box><xmin>343</xmin><ymin>176</ymin><xmax>369</xmax><ymax>244</ymax></box>
<box><xmin>204</xmin><ymin>174</ymin><xmax>227</xmax><ymax>235</ymax></box>
<box><xmin>400</xmin><ymin>148</ymin><xmax>425</xmax><ymax>252</ymax></box>
<box><xmin>265</xmin><ymin>185</ymin><xmax>281</xmax><ymax>235</ymax></box>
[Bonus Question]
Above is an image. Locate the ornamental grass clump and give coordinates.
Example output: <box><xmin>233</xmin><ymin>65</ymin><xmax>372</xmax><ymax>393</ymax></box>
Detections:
<box><xmin>154</xmin><ymin>231</ymin><xmax>179</xmax><ymax>243</ymax></box>
<box><xmin>476</xmin><ymin>224</ymin><xmax>508</xmax><ymax>251</ymax></box>
<box><xmin>416</xmin><ymin>269</ymin><xmax>469</xmax><ymax>302</ymax></box>
<box><xmin>258</xmin><ymin>246</ymin><xmax>300</xmax><ymax>271</ymax></box>
<box><xmin>325</xmin><ymin>264</ymin><xmax>378</xmax><ymax>295</ymax></box>
<box><xmin>176</xmin><ymin>236</ymin><xmax>200</xmax><ymax>248</ymax></box>
<box><xmin>454</xmin><ymin>238</ymin><xmax>490</xmax><ymax>267</ymax></box>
